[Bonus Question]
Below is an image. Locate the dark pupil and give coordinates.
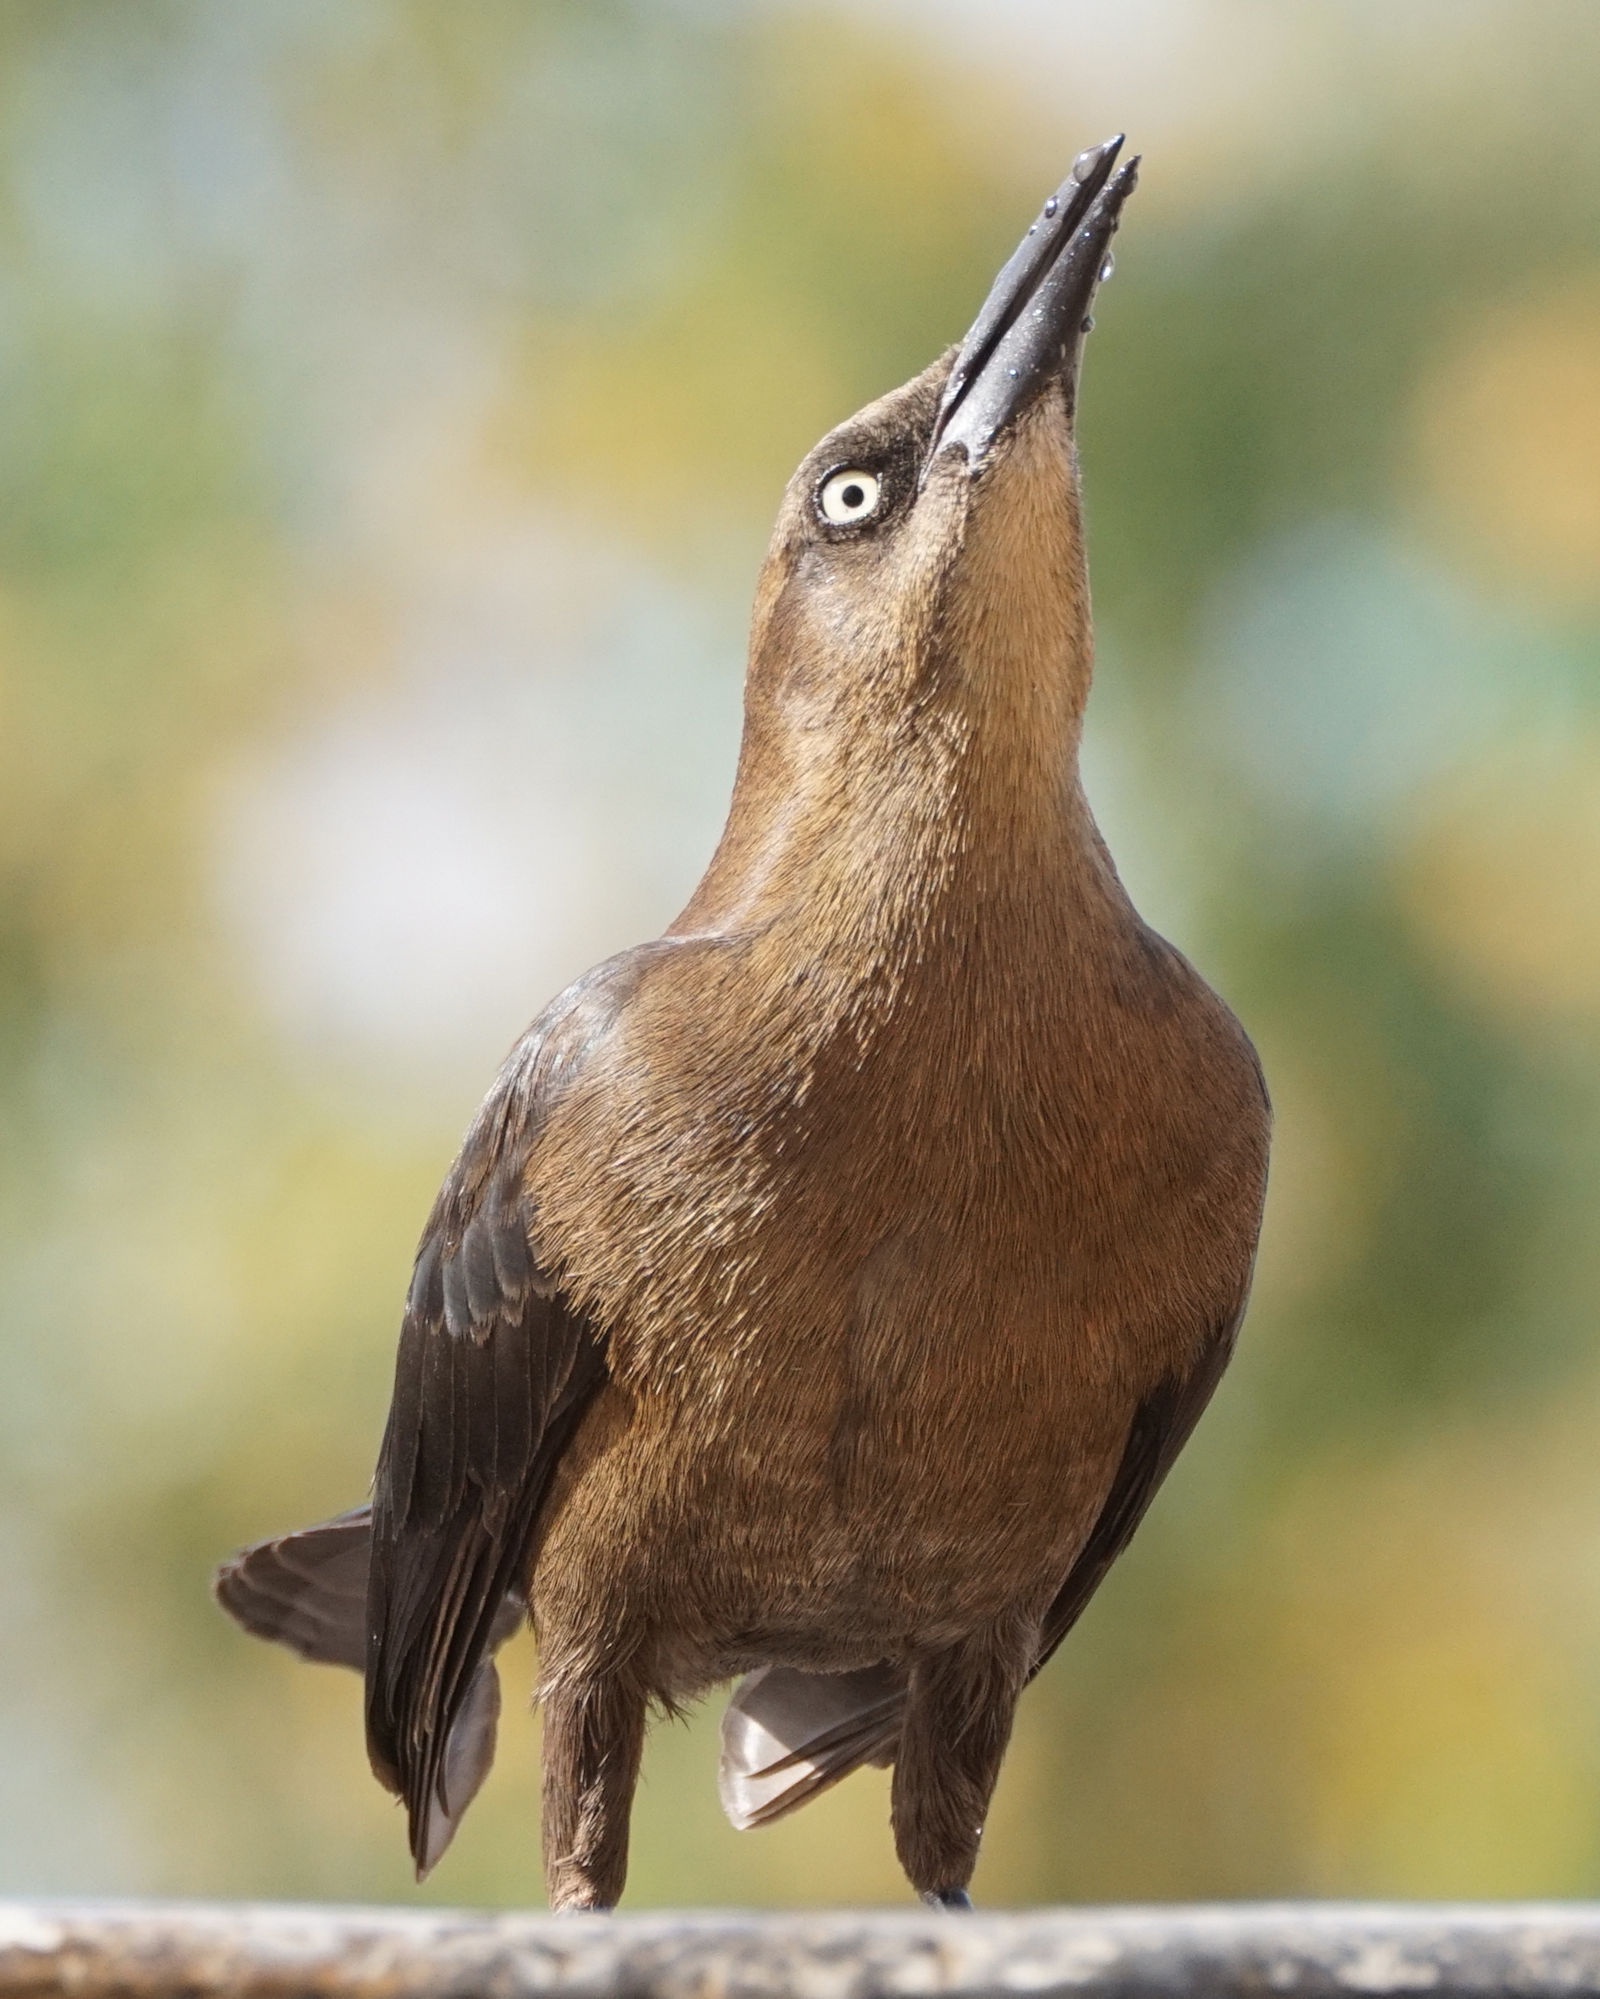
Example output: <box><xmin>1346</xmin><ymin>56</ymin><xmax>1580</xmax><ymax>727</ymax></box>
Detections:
<box><xmin>840</xmin><ymin>482</ymin><xmax>865</xmax><ymax>510</ymax></box>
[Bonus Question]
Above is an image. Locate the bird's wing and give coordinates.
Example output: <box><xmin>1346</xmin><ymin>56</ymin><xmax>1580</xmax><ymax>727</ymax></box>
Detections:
<box><xmin>1031</xmin><ymin>1310</ymin><xmax>1242</xmax><ymax>1676</ymax></box>
<box><xmin>365</xmin><ymin>941</ymin><xmax>683</xmax><ymax>1879</ymax></box>
<box><xmin>214</xmin><ymin>1504</ymin><xmax>522</xmax><ymax>1842</ymax></box>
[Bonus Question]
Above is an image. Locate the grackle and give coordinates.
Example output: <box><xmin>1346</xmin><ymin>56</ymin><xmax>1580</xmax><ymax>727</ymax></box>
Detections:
<box><xmin>217</xmin><ymin>135</ymin><xmax>1270</xmax><ymax>1912</ymax></box>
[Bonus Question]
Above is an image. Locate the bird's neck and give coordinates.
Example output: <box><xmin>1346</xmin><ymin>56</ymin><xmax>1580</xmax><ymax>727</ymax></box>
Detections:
<box><xmin>678</xmin><ymin>429</ymin><xmax>1115</xmax><ymax>963</ymax></box>
<box><xmin>675</xmin><ymin>663</ymin><xmax>1116</xmax><ymax>962</ymax></box>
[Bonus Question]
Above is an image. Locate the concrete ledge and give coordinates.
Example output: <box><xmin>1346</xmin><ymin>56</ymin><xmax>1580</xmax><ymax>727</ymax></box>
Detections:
<box><xmin>5</xmin><ymin>1902</ymin><xmax>1600</xmax><ymax>1999</ymax></box>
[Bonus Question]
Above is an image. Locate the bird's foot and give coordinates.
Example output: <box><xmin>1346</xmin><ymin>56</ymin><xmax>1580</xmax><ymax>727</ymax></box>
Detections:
<box><xmin>921</xmin><ymin>1889</ymin><xmax>974</xmax><ymax>1912</ymax></box>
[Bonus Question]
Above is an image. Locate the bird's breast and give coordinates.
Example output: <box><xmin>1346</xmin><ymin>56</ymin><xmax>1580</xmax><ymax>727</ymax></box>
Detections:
<box><xmin>526</xmin><ymin>917</ymin><xmax>1266</xmax><ymax>1689</ymax></box>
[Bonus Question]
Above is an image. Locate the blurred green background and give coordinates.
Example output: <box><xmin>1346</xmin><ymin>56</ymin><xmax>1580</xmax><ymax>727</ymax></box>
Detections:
<box><xmin>2</xmin><ymin>0</ymin><xmax>1599</xmax><ymax>1908</ymax></box>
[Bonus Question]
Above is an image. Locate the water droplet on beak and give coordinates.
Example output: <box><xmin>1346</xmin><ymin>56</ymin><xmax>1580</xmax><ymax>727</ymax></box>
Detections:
<box><xmin>1043</xmin><ymin>195</ymin><xmax>1059</xmax><ymax>219</ymax></box>
<box><xmin>1099</xmin><ymin>252</ymin><xmax>1116</xmax><ymax>283</ymax></box>
<box><xmin>1072</xmin><ymin>146</ymin><xmax>1100</xmax><ymax>183</ymax></box>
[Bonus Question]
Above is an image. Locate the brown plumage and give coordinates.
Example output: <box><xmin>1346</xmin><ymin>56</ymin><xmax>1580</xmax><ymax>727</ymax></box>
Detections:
<box><xmin>215</xmin><ymin>135</ymin><xmax>1269</xmax><ymax>1911</ymax></box>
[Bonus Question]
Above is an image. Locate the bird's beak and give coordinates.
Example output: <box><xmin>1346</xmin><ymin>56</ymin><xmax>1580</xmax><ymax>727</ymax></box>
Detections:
<box><xmin>927</xmin><ymin>136</ymin><xmax>1139</xmax><ymax>475</ymax></box>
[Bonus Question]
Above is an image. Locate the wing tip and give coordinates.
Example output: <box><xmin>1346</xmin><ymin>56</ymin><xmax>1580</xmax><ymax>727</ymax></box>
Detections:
<box><xmin>388</xmin><ymin>1654</ymin><xmax>505</xmax><ymax>1878</ymax></box>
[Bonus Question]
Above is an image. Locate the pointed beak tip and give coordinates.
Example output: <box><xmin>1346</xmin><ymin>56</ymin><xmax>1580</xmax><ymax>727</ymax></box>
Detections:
<box><xmin>1076</xmin><ymin>134</ymin><xmax>1124</xmax><ymax>178</ymax></box>
<box><xmin>928</xmin><ymin>133</ymin><xmax>1140</xmax><ymax>468</ymax></box>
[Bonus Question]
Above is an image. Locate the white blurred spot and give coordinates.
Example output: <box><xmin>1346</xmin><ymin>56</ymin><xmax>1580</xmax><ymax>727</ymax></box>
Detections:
<box><xmin>213</xmin><ymin>521</ymin><xmax>741</xmax><ymax>1095</ymax></box>
<box><xmin>832</xmin><ymin>0</ymin><xmax>1304</xmax><ymax>154</ymax></box>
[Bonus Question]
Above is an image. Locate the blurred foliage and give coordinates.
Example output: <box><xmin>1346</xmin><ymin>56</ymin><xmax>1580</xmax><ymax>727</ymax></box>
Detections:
<box><xmin>2</xmin><ymin>0</ymin><xmax>1600</xmax><ymax>1908</ymax></box>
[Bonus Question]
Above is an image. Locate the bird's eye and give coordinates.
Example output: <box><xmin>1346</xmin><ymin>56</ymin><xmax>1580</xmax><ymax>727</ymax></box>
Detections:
<box><xmin>818</xmin><ymin>468</ymin><xmax>882</xmax><ymax>526</ymax></box>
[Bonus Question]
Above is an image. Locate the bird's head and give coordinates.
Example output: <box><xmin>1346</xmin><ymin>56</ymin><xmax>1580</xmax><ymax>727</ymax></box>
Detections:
<box><xmin>690</xmin><ymin>139</ymin><xmax>1138</xmax><ymax>929</ymax></box>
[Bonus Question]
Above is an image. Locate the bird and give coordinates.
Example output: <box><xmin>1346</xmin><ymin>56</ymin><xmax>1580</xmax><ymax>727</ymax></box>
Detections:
<box><xmin>215</xmin><ymin>133</ymin><xmax>1270</xmax><ymax>1913</ymax></box>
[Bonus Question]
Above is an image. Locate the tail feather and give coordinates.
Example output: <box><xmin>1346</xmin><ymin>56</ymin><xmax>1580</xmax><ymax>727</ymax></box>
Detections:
<box><xmin>213</xmin><ymin>1505</ymin><xmax>373</xmax><ymax>1670</ymax></box>
<box><xmin>213</xmin><ymin>1503</ymin><xmax>524</xmax><ymax>1873</ymax></box>
<box><xmin>219</xmin><ymin>1514</ymin><xmax>907</xmax><ymax>1846</ymax></box>
<box><xmin>718</xmin><ymin>1663</ymin><xmax>904</xmax><ymax>1830</ymax></box>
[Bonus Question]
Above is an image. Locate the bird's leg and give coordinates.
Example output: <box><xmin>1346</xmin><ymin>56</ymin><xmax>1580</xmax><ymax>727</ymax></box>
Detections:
<box><xmin>540</xmin><ymin>1671</ymin><xmax>648</xmax><ymax>1912</ymax></box>
<box><xmin>891</xmin><ymin>1619</ymin><xmax>1032</xmax><ymax>1907</ymax></box>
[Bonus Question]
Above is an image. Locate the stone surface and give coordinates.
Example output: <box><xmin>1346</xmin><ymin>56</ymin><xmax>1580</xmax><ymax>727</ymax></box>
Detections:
<box><xmin>4</xmin><ymin>1903</ymin><xmax>1600</xmax><ymax>1999</ymax></box>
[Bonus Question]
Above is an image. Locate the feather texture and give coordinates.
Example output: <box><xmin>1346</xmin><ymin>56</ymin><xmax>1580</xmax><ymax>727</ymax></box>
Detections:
<box><xmin>214</xmin><ymin>1507</ymin><xmax>373</xmax><ymax>1671</ymax></box>
<box><xmin>364</xmin><ymin>944</ymin><xmax>689</xmax><ymax>1877</ymax></box>
<box><xmin>720</xmin><ymin>1664</ymin><xmax>904</xmax><ymax>1828</ymax></box>
<box><xmin>715</xmin><ymin>1313</ymin><xmax>1241</xmax><ymax>1830</ymax></box>
<box><xmin>215</xmin><ymin>1506</ymin><xmax>524</xmax><ymax>1866</ymax></box>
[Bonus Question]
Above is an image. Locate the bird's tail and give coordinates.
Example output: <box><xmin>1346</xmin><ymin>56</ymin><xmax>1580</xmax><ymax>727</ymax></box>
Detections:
<box><xmin>213</xmin><ymin>1504</ymin><xmax>373</xmax><ymax>1669</ymax></box>
<box><xmin>718</xmin><ymin>1663</ymin><xmax>905</xmax><ymax>1829</ymax></box>
<box><xmin>216</xmin><ymin>1515</ymin><xmax>904</xmax><ymax>1841</ymax></box>
<box><xmin>213</xmin><ymin>1504</ymin><xmax>523</xmax><ymax>1870</ymax></box>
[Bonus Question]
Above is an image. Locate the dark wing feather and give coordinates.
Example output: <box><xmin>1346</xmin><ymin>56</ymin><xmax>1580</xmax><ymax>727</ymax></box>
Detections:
<box><xmin>1031</xmin><ymin>1310</ymin><xmax>1242</xmax><ymax>1675</ymax></box>
<box><xmin>365</xmin><ymin>943</ymin><xmax>679</xmax><ymax>1878</ymax></box>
